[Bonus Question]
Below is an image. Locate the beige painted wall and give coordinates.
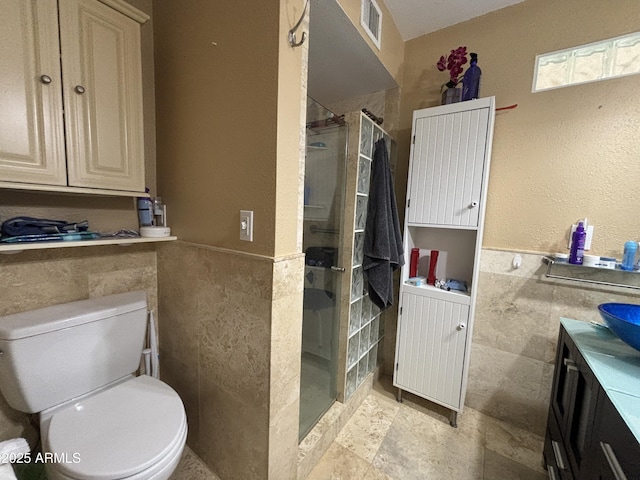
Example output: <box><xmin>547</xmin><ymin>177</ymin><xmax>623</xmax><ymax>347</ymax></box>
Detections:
<box><xmin>337</xmin><ymin>0</ymin><xmax>405</xmax><ymax>84</ymax></box>
<box><xmin>154</xmin><ymin>0</ymin><xmax>304</xmax><ymax>258</ymax></box>
<box><xmin>398</xmin><ymin>0</ymin><xmax>640</xmax><ymax>257</ymax></box>
<box><xmin>153</xmin><ymin>0</ymin><xmax>307</xmax><ymax>478</ymax></box>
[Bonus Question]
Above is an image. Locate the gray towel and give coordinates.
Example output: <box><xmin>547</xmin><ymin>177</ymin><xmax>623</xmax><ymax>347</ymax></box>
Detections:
<box><xmin>363</xmin><ymin>138</ymin><xmax>404</xmax><ymax>310</ymax></box>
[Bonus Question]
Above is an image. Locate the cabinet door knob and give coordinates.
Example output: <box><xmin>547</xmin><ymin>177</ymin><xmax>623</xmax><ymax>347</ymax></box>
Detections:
<box><xmin>40</xmin><ymin>74</ymin><xmax>52</xmax><ymax>84</ymax></box>
<box><xmin>74</xmin><ymin>85</ymin><xmax>86</xmax><ymax>94</ymax></box>
<box><xmin>330</xmin><ymin>266</ymin><xmax>346</xmax><ymax>273</ymax></box>
<box><xmin>457</xmin><ymin>324</ymin><xmax>466</xmax><ymax>331</ymax></box>
<box><xmin>470</xmin><ymin>201</ymin><xmax>478</xmax><ymax>208</ymax></box>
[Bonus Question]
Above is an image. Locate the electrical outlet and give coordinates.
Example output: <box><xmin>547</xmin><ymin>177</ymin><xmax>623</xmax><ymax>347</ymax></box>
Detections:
<box><xmin>240</xmin><ymin>210</ymin><xmax>253</xmax><ymax>241</ymax></box>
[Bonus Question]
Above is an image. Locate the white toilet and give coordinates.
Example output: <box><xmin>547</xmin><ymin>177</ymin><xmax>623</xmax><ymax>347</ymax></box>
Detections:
<box><xmin>0</xmin><ymin>291</ymin><xmax>187</xmax><ymax>480</ymax></box>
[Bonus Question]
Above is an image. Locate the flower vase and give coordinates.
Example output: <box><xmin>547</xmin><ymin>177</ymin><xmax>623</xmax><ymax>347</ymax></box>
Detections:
<box><xmin>441</xmin><ymin>86</ymin><xmax>462</xmax><ymax>105</ymax></box>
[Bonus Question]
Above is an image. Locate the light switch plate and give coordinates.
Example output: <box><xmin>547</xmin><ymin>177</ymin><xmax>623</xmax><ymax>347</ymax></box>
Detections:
<box><xmin>240</xmin><ymin>210</ymin><xmax>253</xmax><ymax>241</ymax></box>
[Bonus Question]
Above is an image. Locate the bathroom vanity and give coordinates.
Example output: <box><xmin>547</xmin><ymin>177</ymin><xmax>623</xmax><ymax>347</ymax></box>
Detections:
<box><xmin>544</xmin><ymin>318</ymin><xmax>640</xmax><ymax>479</ymax></box>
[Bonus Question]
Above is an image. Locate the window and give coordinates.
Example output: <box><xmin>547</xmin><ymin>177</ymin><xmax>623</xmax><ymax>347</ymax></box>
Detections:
<box><xmin>533</xmin><ymin>31</ymin><xmax>640</xmax><ymax>92</ymax></box>
<box><xmin>361</xmin><ymin>0</ymin><xmax>382</xmax><ymax>50</ymax></box>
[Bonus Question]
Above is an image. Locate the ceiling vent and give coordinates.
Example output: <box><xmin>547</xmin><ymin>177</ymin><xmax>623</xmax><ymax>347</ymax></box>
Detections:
<box><xmin>361</xmin><ymin>0</ymin><xmax>382</xmax><ymax>49</ymax></box>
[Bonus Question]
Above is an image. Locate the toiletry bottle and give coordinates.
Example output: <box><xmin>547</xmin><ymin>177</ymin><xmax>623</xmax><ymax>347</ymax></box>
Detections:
<box><xmin>153</xmin><ymin>197</ymin><xmax>164</xmax><ymax>226</ymax></box>
<box><xmin>427</xmin><ymin>250</ymin><xmax>439</xmax><ymax>285</ymax></box>
<box><xmin>410</xmin><ymin>248</ymin><xmax>420</xmax><ymax>278</ymax></box>
<box><xmin>137</xmin><ymin>188</ymin><xmax>153</xmax><ymax>227</ymax></box>
<box><xmin>621</xmin><ymin>241</ymin><xmax>637</xmax><ymax>271</ymax></box>
<box><xmin>568</xmin><ymin>221</ymin><xmax>586</xmax><ymax>265</ymax></box>
<box><xmin>462</xmin><ymin>53</ymin><xmax>481</xmax><ymax>101</ymax></box>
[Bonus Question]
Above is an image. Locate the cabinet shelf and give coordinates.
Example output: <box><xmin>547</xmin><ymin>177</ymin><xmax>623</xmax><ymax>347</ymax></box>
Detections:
<box><xmin>0</xmin><ymin>181</ymin><xmax>145</xmax><ymax>198</ymax></box>
<box><xmin>0</xmin><ymin>236</ymin><xmax>177</xmax><ymax>254</ymax></box>
<box><xmin>401</xmin><ymin>282</ymin><xmax>471</xmax><ymax>305</ymax></box>
<box><xmin>407</xmin><ymin>222</ymin><xmax>478</xmax><ymax>231</ymax></box>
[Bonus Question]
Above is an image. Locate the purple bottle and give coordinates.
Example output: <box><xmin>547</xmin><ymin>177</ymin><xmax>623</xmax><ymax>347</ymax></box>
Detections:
<box><xmin>568</xmin><ymin>222</ymin><xmax>586</xmax><ymax>265</ymax></box>
<box><xmin>462</xmin><ymin>53</ymin><xmax>481</xmax><ymax>101</ymax></box>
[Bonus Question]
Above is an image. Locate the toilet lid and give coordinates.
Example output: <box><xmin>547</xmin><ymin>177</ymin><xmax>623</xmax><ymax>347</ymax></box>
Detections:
<box><xmin>46</xmin><ymin>375</ymin><xmax>186</xmax><ymax>480</ymax></box>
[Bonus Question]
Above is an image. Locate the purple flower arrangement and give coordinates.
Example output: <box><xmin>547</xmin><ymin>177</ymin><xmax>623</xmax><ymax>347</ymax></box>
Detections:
<box><xmin>437</xmin><ymin>46</ymin><xmax>468</xmax><ymax>88</ymax></box>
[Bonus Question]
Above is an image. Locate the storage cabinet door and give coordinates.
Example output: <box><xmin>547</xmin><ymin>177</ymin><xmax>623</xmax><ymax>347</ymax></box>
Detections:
<box><xmin>551</xmin><ymin>329</ymin><xmax>579</xmax><ymax>431</ymax></box>
<box><xmin>394</xmin><ymin>292</ymin><xmax>469</xmax><ymax>409</ymax></box>
<box><xmin>582</xmin><ymin>391</ymin><xmax>640</xmax><ymax>480</ymax></box>
<box><xmin>59</xmin><ymin>0</ymin><xmax>145</xmax><ymax>192</ymax></box>
<box><xmin>565</xmin><ymin>356</ymin><xmax>599</xmax><ymax>477</ymax></box>
<box><xmin>407</xmin><ymin>106</ymin><xmax>489</xmax><ymax>227</ymax></box>
<box><xmin>0</xmin><ymin>0</ymin><xmax>66</xmax><ymax>186</ymax></box>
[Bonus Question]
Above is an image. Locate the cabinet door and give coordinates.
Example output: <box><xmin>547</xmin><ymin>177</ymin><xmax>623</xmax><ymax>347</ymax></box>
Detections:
<box><xmin>59</xmin><ymin>0</ymin><xmax>145</xmax><ymax>192</ymax></box>
<box><xmin>551</xmin><ymin>328</ymin><xmax>579</xmax><ymax>431</ymax></box>
<box><xmin>565</xmin><ymin>355</ymin><xmax>599</xmax><ymax>476</ymax></box>
<box><xmin>407</xmin><ymin>105</ymin><xmax>490</xmax><ymax>227</ymax></box>
<box><xmin>0</xmin><ymin>0</ymin><xmax>67</xmax><ymax>186</ymax></box>
<box><xmin>582</xmin><ymin>391</ymin><xmax>640</xmax><ymax>480</ymax></box>
<box><xmin>394</xmin><ymin>292</ymin><xmax>469</xmax><ymax>409</ymax></box>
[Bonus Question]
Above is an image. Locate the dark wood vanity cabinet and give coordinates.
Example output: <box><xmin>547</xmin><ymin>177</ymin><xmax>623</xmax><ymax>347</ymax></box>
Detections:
<box><xmin>545</xmin><ymin>327</ymin><xmax>599</xmax><ymax>479</ymax></box>
<box><xmin>544</xmin><ymin>323</ymin><xmax>640</xmax><ymax>480</ymax></box>
<box><xmin>581</xmin><ymin>392</ymin><xmax>640</xmax><ymax>480</ymax></box>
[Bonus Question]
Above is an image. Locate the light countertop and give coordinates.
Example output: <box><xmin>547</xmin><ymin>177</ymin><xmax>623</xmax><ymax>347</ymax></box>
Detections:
<box><xmin>561</xmin><ymin>317</ymin><xmax>640</xmax><ymax>443</ymax></box>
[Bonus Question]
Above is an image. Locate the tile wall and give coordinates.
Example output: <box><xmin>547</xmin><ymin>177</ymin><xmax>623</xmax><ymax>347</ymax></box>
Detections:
<box><xmin>157</xmin><ymin>241</ymin><xmax>304</xmax><ymax>480</ymax></box>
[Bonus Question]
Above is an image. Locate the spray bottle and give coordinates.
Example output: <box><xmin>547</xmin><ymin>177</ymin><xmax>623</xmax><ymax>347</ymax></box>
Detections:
<box><xmin>462</xmin><ymin>53</ymin><xmax>482</xmax><ymax>101</ymax></box>
<box><xmin>568</xmin><ymin>221</ymin><xmax>586</xmax><ymax>265</ymax></box>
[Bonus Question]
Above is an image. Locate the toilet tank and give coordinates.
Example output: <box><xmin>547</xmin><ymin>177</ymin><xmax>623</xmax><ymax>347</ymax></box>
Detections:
<box><xmin>0</xmin><ymin>291</ymin><xmax>148</xmax><ymax>413</ymax></box>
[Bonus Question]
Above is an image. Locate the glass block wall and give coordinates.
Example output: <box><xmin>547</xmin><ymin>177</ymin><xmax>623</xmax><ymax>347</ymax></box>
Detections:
<box><xmin>344</xmin><ymin>113</ymin><xmax>394</xmax><ymax>400</ymax></box>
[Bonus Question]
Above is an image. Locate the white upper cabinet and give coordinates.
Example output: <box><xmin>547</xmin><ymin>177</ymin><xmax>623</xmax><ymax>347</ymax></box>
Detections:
<box><xmin>0</xmin><ymin>0</ymin><xmax>148</xmax><ymax>195</ymax></box>
<box><xmin>0</xmin><ymin>0</ymin><xmax>67</xmax><ymax>186</ymax></box>
<box><xmin>406</xmin><ymin>101</ymin><xmax>491</xmax><ymax>227</ymax></box>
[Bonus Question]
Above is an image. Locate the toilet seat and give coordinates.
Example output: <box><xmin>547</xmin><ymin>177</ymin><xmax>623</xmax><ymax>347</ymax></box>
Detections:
<box><xmin>44</xmin><ymin>376</ymin><xmax>187</xmax><ymax>480</ymax></box>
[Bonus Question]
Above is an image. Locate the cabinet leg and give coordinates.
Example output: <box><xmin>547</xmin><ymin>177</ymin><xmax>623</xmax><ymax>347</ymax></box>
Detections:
<box><xmin>449</xmin><ymin>410</ymin><xmax>458</xmax><ymax>428</ymax></box>
<box><xmin>396</xmin><ymin>388</ymin><xmax>403</xmax><ymax>403</ymax></box>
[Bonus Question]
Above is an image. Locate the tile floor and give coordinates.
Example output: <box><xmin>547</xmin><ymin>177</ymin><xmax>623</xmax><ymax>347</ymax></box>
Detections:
<box><xmin>170</xmin><ymin>376</ymin><xmax>548</xmax><ymax>480</ymax></box>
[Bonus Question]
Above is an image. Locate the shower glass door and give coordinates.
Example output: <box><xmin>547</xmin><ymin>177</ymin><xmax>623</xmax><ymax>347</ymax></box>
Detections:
<box><xmin>299</xmin><ymin>97</ymin><xmax>348</xmax><ymax>440</ymax></box>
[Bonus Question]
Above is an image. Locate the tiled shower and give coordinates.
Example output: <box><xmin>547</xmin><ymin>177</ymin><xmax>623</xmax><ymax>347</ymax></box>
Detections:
<box><xmin>300</xmin><ymin>98</ymin><xmax>396</xmax><ymax>440</ymax></box>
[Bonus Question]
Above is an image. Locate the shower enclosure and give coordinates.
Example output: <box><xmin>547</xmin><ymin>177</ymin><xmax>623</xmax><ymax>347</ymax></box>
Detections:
<box><xmin>299</xmin><ymin>97</ymin><xmax>395</xmax><ymax>440</ymax></box>
<box><xmin>299</xmin><ymin>97</ymin><xmax>348</xmax><ymax>440</ymax></box>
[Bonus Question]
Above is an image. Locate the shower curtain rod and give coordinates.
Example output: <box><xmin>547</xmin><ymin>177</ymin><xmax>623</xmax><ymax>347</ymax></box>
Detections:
<box><xmin>306</xmin><ymin>115</ymin><xmax>346</xmax><ymax>131</ymax></box>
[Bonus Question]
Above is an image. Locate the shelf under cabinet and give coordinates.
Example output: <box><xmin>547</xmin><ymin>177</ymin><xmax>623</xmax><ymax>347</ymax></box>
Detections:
<box><xmin>0</xmin><ymin>236</ymin><xmax>177</xmax><ymax>254</ymax></box>
<box><xmin>407</xmin><ymin>222</ymin><xmax>479</xmax><ymax>231</ymax></box>
<box><xmin>401</xmin><ymin>282</ymin><xmax>471</xmax><ymax>305</ymax></box>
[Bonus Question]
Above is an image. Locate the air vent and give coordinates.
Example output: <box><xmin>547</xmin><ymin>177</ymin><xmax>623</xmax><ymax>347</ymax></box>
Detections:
<box><xmin>361</xmin><ymin>0</ymin><xmax>382</xmax><ymax>49</ymax></box>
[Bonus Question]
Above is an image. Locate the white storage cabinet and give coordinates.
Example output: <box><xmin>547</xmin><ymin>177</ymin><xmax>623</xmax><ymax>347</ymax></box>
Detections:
<box><xmin>0</xmin><ymin>0</ymin><xmax>148</xmax><ymax>195</ymax></box>
<box><xmin>393</xmin><ymin>97</ymin><xmax>496</xmax><ymax>426</ymax></box>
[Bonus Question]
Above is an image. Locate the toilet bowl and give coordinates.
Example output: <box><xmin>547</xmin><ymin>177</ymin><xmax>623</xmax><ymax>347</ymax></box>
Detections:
<box><xmin>0</xmin><ymin>292</ymin><xmax>187</xmax><ymax>480</ymax></box>
<box><xmin>42</xmin><ymin>376</ymin><xmax>187</xmax><ymax>480</ymax></box>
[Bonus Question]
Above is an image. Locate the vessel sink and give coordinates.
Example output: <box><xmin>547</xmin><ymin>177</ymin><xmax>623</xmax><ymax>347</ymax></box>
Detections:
<box><xmin>598</xmin><ymin>303</ymin><xmax>640</xmax><ymax>352</ymax></box>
